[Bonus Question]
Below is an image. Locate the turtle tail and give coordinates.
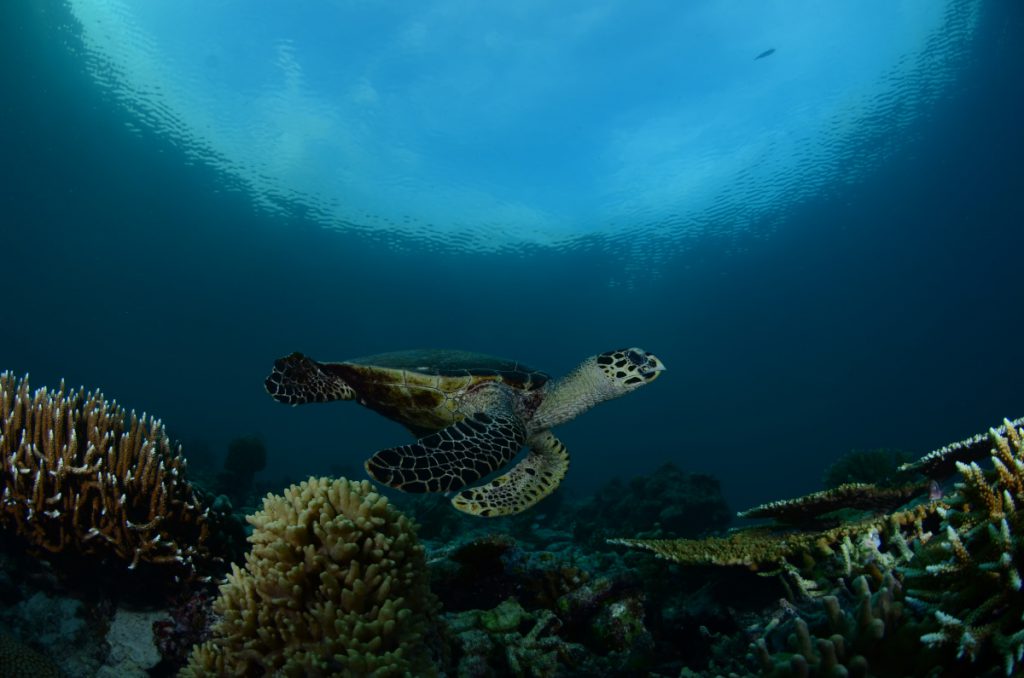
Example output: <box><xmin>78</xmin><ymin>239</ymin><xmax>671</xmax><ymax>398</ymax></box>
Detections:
<box><xmin>265</xmin><ymin>352</ymin><xmax>356</xmax><ymax>404</ymax></box>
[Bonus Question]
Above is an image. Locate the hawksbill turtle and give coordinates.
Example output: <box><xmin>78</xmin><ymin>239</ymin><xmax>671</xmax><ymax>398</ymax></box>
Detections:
<box><xmin>264</xmin><ymin>348</ymin><xmax>665</xmax><ymax>516</ymax></box>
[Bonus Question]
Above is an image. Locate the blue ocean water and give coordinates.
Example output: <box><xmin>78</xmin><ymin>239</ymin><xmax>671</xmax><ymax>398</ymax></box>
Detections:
<box><xmin>1</xmin><ymin>0</ymin><xmax>1021</xmax><ymax>517</ymax></box>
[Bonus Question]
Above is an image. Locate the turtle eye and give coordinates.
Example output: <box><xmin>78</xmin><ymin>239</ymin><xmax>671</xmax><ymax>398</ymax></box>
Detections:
<box><xmin>626</xmin><ymin>350</ymin><xmax>645</xmax><ymax>366</ymax></box>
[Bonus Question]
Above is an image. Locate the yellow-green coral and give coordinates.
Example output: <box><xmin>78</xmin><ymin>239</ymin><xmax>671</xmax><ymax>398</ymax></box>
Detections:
<box><xmin>0</xmin><ymin>635</ymin><xmax>61</xmax><ymax>678</ymax></box>
<box><xmin>611</xmin><ymin>503</ymin><xmax>937</xmax><ymax>572</ymax></box>
<box><xmin>737</xmin><ymin>482</ymin><xmax>929</xmax><ymax>524</ymax></box>
<box><xmin>183</xmin><ymin>476</ymin><xmax>438</xmax><ymax>677</ymax></box>
<box><xmin>0</xmin><ymin>372</ymin><xmax>208</xmax><ymax>571</ymax></box>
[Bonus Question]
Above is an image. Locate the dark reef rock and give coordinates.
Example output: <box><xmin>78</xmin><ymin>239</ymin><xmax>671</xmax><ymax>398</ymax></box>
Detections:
<box><xmin>0</xmin><ymin>634</ymin><xmax>62</xmax><ymax>677</ymax></box>
<box><xmin>429</xmin><ymin>531</ymin><xmax>677</xmax><ymax>676</ymax></box>
<box><xmin>213</xmin><ymin>434</ymin><xmax>268</xmax><ymax>509</ymax></box>
<box><xmin>573</xmin><ymin>462</ymin><xmax>732</xmax><ymax>547</ymax></box>
<box><xmin>152</xmin><ymin>590</ymin><xmax>216</xmax><ymax>674</ymax></box>
<box><xmin>823</xmin><ymin>447</ymin><xmax>913</xmax><ymax>489</ymax></box>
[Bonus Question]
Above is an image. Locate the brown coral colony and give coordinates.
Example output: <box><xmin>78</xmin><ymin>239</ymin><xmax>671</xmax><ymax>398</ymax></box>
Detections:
<box><xmin>0</xmin><ymin>372</ymin><xmax>209</xmax><ymax>572</ymax></box>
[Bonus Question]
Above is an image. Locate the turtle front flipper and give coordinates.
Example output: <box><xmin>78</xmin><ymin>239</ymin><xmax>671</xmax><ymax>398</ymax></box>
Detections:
<box><xmin>365</xmin><ymin>412</ymin><xmax>526</xmax><ymax>493</ymax></box>
<box><xmin>451</xmin><ymin>431</ymin><xmax>570</xmax><ymax>517</ymax></box>
<box><xmin>265</xmin><ymin>352</ymin><xmax>357</xmax><ymax>404</ymax></box>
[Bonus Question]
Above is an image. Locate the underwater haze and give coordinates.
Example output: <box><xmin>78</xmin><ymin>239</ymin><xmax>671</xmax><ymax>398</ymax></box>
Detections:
<box><xmin>1</xmin><ymin>0</ymin><xmax>1022</xmax><ymax>512</ymax></box>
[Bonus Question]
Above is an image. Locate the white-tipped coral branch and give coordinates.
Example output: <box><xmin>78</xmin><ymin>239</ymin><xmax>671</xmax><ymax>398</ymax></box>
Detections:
<box><xmin>0</xmin><ymin>372</ymin><xmax>208</xmax><ymax>572</ymax></box>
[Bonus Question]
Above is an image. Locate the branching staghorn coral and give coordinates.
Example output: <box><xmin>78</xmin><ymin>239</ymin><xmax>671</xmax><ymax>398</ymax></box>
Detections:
<box><xmin>0</xmin><ymin>372</ymin><xmax>208</xmax><ymax>572</ymax></box>
<box><xmin>905</xmin><ymin>422</ymin><xmax>1024</xmax><ymax>675</ymax></box>
<box><xmin>183</xmin><ymin>476</ymin><xmax>438</xmax><ymax>677</ymax></box>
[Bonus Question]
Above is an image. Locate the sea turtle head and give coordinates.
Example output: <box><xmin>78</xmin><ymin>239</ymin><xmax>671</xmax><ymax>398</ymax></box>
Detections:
<box><xmin>594</xmin><ymin>347</ymin><xmax>666</xmax><ymax>393</ymax></box>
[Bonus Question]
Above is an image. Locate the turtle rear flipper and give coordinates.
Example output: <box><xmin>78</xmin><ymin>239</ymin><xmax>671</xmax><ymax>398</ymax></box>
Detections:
<box><xmin>365</xmin><ymin>411</ymin><xmax>526</xmax><ymax>493</ymax></box>
<box><xmin>451</xmin><ymin>432</ymin><xmax>570</xmax><ymax>517</ymax></box>
<box><xmin>265</xmin><ymin>352</ymin><xmax>356</xmax><ymax>404</ymax></box>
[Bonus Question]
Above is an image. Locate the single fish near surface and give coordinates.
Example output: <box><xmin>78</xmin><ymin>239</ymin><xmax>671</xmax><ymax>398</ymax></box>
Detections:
<box><xmin>754</xmin><ymin>48</ymin><xmax>776</xmax><ymax>60</ymax></box>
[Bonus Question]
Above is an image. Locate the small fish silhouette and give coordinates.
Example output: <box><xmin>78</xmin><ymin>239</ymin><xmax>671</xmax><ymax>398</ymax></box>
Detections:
<box><xmin>754</xmin><ymin>48</ymin><xmax>776</xmax><ymax>60</ymax></box>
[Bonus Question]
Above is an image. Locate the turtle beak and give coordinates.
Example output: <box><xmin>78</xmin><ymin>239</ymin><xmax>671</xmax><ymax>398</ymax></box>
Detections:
<box><xmin>641</xmin><ymin>355</ymin><xmax>666</xmax><ymax>381</ymax></box>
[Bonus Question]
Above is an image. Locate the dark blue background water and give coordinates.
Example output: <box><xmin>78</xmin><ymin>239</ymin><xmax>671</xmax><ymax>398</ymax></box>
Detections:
<box><xmin>2</xmin><ymin>1</ymin><xmax>1021</xmax><ymax>515</ymax></box>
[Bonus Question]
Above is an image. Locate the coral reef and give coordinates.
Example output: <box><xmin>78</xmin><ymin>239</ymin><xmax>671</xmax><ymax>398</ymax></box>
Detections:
<box><xmin>3</xmin><ymin>371</ymin><xmax>1018</xmax><ymax>678</ymax></box>
<box><xmin>0</xmin><ymin>372</ymin><xmax>209</xmax><ymax>573</ymax></box>
<box><xmin>183</xmin><ymin>476</ymin><xmax>438</xmax><ymax>677</ymax></box>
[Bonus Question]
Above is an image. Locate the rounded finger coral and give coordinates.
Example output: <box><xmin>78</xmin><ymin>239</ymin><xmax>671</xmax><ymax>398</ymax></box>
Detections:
<box><xmin>183</xmin><ymin>476</ymin><xmax>438</xmax><ymax>677</ymax></box>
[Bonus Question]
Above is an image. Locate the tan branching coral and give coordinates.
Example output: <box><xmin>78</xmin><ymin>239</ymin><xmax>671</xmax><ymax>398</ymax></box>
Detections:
<box><xmin>183</xmin><ymin>476</ymin><xmax>438</xmax><ymax>677</ymax></box>
<box><xmin>0</xmin><ymin>372</ymin><xmax>208</xmax><ymax>571</ymax></box>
